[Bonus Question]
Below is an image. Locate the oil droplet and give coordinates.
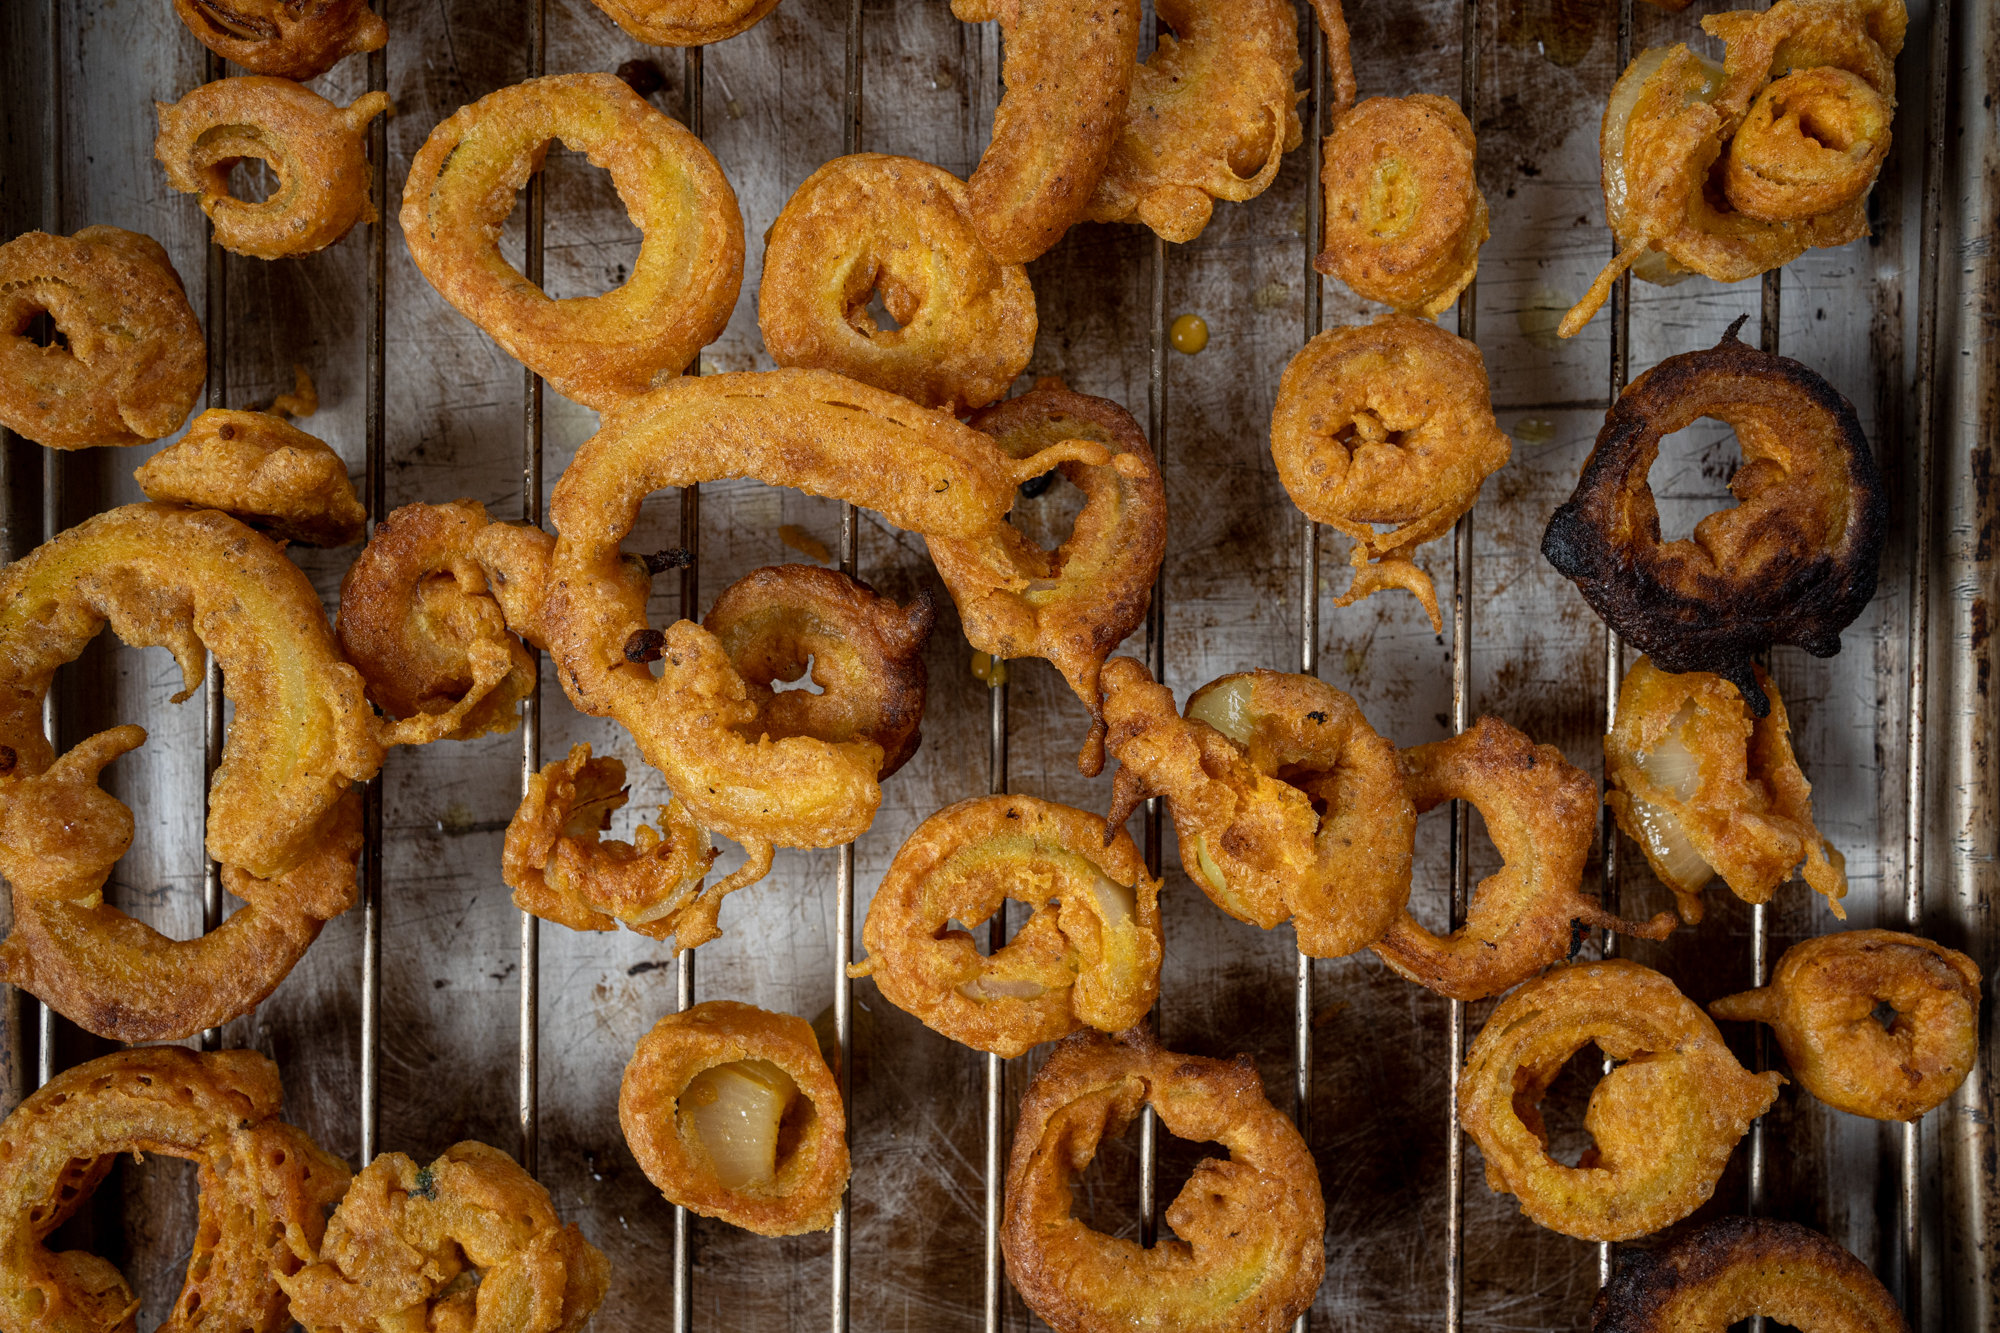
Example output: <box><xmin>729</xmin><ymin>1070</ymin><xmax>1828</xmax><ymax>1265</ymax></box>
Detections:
<box><xmin>1516</xmin><ymin>286</ymin><xmax>1569</xmax><ymax>350</ymax></box>
<box><xmin>1251</xmin><ymin>280</ymin><xmax>1290</xmax><ymax>310</ymax></box>
<box><xmin>931</xmin><ymin>62</ymin><xmax>955</xmax><ymax>91</ymax></box>
<box><xmin>726</xmin><ymin>99</ymin><xmax>745</xmax><ymax>120</ymax></box>
<box><xmin>970</xmin><ymin>651</ymin><xmax>1009</xmax><ymax>687</ymax></box>
<box><xmin>1513</xmin><ymin>417</ymin><xmax>1557</xmax><ymax>446</ymax></box>
<box><xmin>779</xmin><ymin>524</ymin><xmax>831</xmax><ymax>563</ymax></box>
<box><xmin>1170</xmin><ymin>313</ymin><xmax>1210</xmax><ymax>354</ymax></box>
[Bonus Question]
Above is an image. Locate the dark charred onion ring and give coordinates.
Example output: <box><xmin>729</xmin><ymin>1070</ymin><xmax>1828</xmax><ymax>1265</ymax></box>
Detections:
<box><xmin>758</xmin><ymin>153</ymin><xmax>1035</xmax><ymax>412</ymax></box>
<box><xmin>1710</xmin><ymin>929</ymin><xmax>1981</xmax><ymax>1122</ymax></box>
<box><xmin>620</xmin><ymin>1000</ymin><xmax>850</xmax><ymax>1236</ymax></box>
<box><xmin>0</xmin><ymin>227</ymin><xmax>205</xmax><ymax>450</ymax></box>
<box><xmin>1371</xmin><ymin>717</ymin><xmax>1676</xmax><ymax>1001</ymax></box>
<box><xmin>171</xmin><ymin>0</ymin><xmax>387</xmax><ymax>81</ymax></box>
<box><xmin>0</xmin><ymin>1047</ymin><xmax>351</xmax><ymax>1333</ymax></box>
<box><xmin>1460</xmin><ymin>960</ymin><xmax>1784</xmax><ymax>1242</ymax></box>
<box><xmin>154</xmin><ymin>77</ymin><xmax>392</xmax><ymax>260</ymax></box>
<box><xmin>854</xmin><ymin>795</ymin><xmax>1163</xmax><ymax>1058</ymax></box>
<box><xmin>1541</xmin><ymin>319</ymin><xmax>1886</xmax><ymax>715</ymax></box>
<box><xmin>585</xmin><ymin>0</ymin><xmax>782</xmax><ymax>45</ymax></box>
<box><xmin>400</xmin><ymin>73</ymin><xmax>744</xmax><ymax>411</ymax></box>
<box><xmin>135</xmin><ymin>408</ymin><xmax>367</xmax><ymax>547</ymax></box>
<box><xmin>1001</xmin><ymin>1025</ymin><xmax>1324</xmax><ymax>1333</ymax></box>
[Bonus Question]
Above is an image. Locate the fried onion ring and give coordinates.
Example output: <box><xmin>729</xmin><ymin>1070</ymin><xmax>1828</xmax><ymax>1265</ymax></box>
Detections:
<box><xmin>1372</xmin><ymin>718</ymin><xmax>1676</xmax><ymax>1001</ymax></box>
<box><xmin>1592</xmin><ymin>1216</ymin><xmax>1911</xmax><ymax>1332</ymax></box>
<box><xmin>0</xmin><ymin>227</ymin><xmax>205</xmax><ymax>451</ymax></box>
<box><xmin>930</xmin><ymin>380</ymin><xmax>1165</xmax><ymax>775</ymax></box>
<box><xmin>954</xmin><ymin>0</ymin><xmax>1141</xmax><ymax>264</ymax></box>
<box><xmin>758</xmin><ymin>154</ymin><xmax>1035</xmax><ymax>412</ymax></box>
<box><xmin>585</xmin><ymin>0</ymin><xmax>781</xmax><ymax>45</ymax></box>
<box><xmin>1710</xmin><ymin>929</ymin><xmax>1981</xmax><ymax>1122</ymax></box>
<box><xmin>1542</xmin><ymin>319</ymin><xmax>1886</xmax><ymax>714</ymax></box>
<box><xmin>155</xmin><ymin>77</ymin><xmax>392</xmax><ymax>261</ymax></box>
<box><xmin>1606</xmin><ymin>655</ymin><xmax>1846</xmax><ymax>923</ymax></box>
<box><xmin>854</xmin><ymin>795</ymin><xmax>1163</xmax><ymax>1058</ymax></box>
<box><xmin>1100</xmin><ymin>658</ymin><xmax>1415</xmax><ymax>959</ymax></box>
<box><xmin>279</xmin><ymin>1141</ymin><xmax>610</xmax><ymax>1333</ymax></box>
<box><xmin>171</xmin><ymin>0</ymin><xmax>387</xmax><ymax>81</ymax></box>
<box><xmin>1460</xmin><ymin>960</ymin><xmax>1784</xmax><ymax>1241</ymax></box>
<box><xmin>1001</xmin><ymin>1025</ymin><xmax>1324</xmax><ymax>1332</ymax></box>
<box><xmin>135</xmin><ymin>408</ymin><xmax>367</xmax><ymax>547</ymax></box>
<box><xmin>0</xmin><ymin>1046</ymin><xmax>351</xmax><ymax>1333</ymax></box>
<box><xmin>619</xmin><ymin>1000</ymin><xmax>850</xmax><ymax>1236</ymax></box>
<box><xmin>400</xmin><ymin>73</ymin><xmax>744</xmax><ymax>411</ymax></box>
<box><xmin>1270</xmin><ymin>314</ymin><xmax>1511</xmax><ymax>631</ymax></box>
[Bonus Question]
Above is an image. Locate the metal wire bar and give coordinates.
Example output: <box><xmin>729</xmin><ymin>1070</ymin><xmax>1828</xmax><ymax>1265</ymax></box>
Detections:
<box><xmin>359</xmin><ymin>0</ymin><xmax>389</xmax><ymax>1165</ymax></box>
<box><xmin>199</xmin><ymin>41</ymin><xmax>229</xmax><ymax>1054</ymax></box>
<box><xmin>518</xmin><ymin>0</ymin><xmax>547</xmax><ymax>1181</ymax></box>
<box><xmin>1134</xmin><ymin>229</ymin><xmax>1169</xmax><ymax>1256</ymax></box>
<box><xmin>982</xmin><ymin>678</ymin><xmax>1009</xmax><ymax>1333</ymax></box>
<box><xmin>32</xmin><ymin>0</ymin><xmax>63</xmax><ymax>1092</ymax></box>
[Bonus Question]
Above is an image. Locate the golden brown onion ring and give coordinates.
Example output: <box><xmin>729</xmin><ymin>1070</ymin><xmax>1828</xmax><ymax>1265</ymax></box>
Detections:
<box><xmin>758</xmin><ymin>154</ymin><xmax>1035</xmax><ymax>412</ymax></box>
<box><xmin>172</xmin><ymin>0</ymin><xmax>387</xmax><ymax>80</ymax></box>
<box><xmin>585</xmin><ymin>0</ymin><xmax>781</xmax><ymax>44</ymax></box>
<box><xmin>400</xmin><ymin>74</ymin><xmax>743</xmax><ymax>411</ymax></box>
<box><xmin>0</xmin><ymin>227</ymin><xmax>205</xmax><ymax>450</ymax></box>
<box><xmin>1724</xmin><ymin>67</ymin><xmax>1891</xmax><ymax>222</ymax></box>
<box><xmin>1001</xmin><ymin>1025</ymin><xmax>1324</xmax><ymax>1333</ymax></box>
<box><xmin>620</xmin><ymin>1000</ymin><xmax>850</xmax><ymax>1236</ymax></box>
<box><xmin>1711</xmin><ymin>929</ymin><xmax>1981</xmax><ymax>1122</ymax></box>
<box><xmin>135</xmin><ymin>408</ymin><xmax>367</xmax><ymax>547</ymax></box>
<box><xmin>1460</xmin><ymin>960</ymin><xmax>1784</xmax><ymax>1242</ymax></box>
<box><xmin>855</xmin><ymin>795</ymin><xmax>1163</xmax><ymax>1058</ymax></box>
<box><xmin>155</xmin><ymin>77</ymin><xmax>392</xmax><ymax>260</ymax></box>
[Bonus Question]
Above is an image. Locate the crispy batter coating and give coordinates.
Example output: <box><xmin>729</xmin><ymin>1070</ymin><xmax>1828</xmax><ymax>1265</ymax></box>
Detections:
<box><xmin>1270</xmin><ymin>314</ymin><xmax>1511</xmax><ymax>631</ymax></box>
<box><xmin>620</xmin><ymin>1001</ymin><xmax>850</xmax><ymax>1236</ymax></box>
<box><xmin>155</xmin><ymin>78</ymin><xmax>391</xmax><ymax>260</ymax></box>
<box><xmin>1317</xmin><ymin>95</ymin><xmax>1489</xmax><ymax>317</ymax></box>
<box><xmin>855</xmin><ymin>796</ymin><xmax>1163</xmax><ymax>1057</ymax></box>
<box><xmin>400</xmin><ymin>73</ymin><xmax>743</xmax><ymax>411</ymax></box>
<box><xmin>1101</xmin><ymin>659</ymin><xmax>1415</xmax><ymax>958</ymax></box>
<box><xmin>171</xmin><ymin>0</ymin><xmax>387</xmax><ymax>80</ymax></box>
<box><xmin>0</xmin><ymin>227</ymin><xmax>205</xmax><ymax>451</ymax></box>
<box><xmin>1592</xmin><ymin>1215</ymin><xmax>1911</xmax><ymax>1331</ymax></box>
<box><xmin>135</xmin><ymin>408</ymin><xmax>366</xmax><ymax>547</ymax></box>
<box><xmin>586</xmin><ymin>0</ymin><xmax>781</xmax><ymax>44</ymax></box>
<box><xmin>932</xmin><ymin>381</ymin><xmax>1165</xmax><ymax>774</ymax></box>
<box><xmin>759</xmin><ymin>154</ymin><xmax>1035</xmax><ymax>412</ymax></box>
<box><xmin>1711</xmin><ymin>930</ymin><xmax>1981</xmax><ymax>1122</ymax></box>
<box><xmin>1460</xmin><ymin>961</ymin><xmax>1784</xmax><ymax>1242</ymax></box>
<box><xmin>0</xmin><ymin>1047</ymin><xmax>351</xmax><ymax>1333</ymax></box>
<box><xmin>280</xmin><ymin>1141</ymin><xmax>609</xmax><ymax>1333</ymax></box>
<box><xmin>1725</xmin><ymin>67</ymin><xmax>1891</xmax><ymax>222</ymax></box>
<box><xmin>1001</xmin><ymin>1025</ymin><xmax>1324</xmax><ymax>1333</ymax></box>
<box><xmin>955</xmin><ymin>0</ymin><xmax>1142</xmax><ymax>264</ymax></box>
<box><xmin>1372</xmin><ymin>718</ymin><xmax>1676</xmax><ymax>1001</ymax></box>
<box><xmin>1542</xmin><ymin>320</ymin><xmax>1886</xmax><ymax>712</ymax></box>
<box><xmin>1606</xmin><ymin>655</ymin><xmax>1846</xmax><ymax>923</ymax></box>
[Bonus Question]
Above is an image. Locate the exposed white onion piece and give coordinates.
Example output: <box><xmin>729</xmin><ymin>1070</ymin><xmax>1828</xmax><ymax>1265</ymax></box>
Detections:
<box><xmin>1603</xmin><ymin>45</ymin><xmax>1720</xmax><ymax>251</ymax></box>
<box><xmin>1187</xmin><ymin>678</ymin><xmax>1257</xmax><ymax>746</ymax></box>
<box><xmin>1631</xmin><ymin>716</ymin><xmax>1713</xmax><ymax>894</ymax></box>
<box><xmin>1088</xmin><ymin>873</ymin><xmax>1136</xmax><ymax>926</ymax></box>
<box><xmin>680</xmin><ymin>1059</ymin><xmax>799</xmax><ymax>1190</ymax></box>
<box><xmin>1192</xmin><ymin>833</ymin><xmax>1229</xmax><ymax>894</ymax></box>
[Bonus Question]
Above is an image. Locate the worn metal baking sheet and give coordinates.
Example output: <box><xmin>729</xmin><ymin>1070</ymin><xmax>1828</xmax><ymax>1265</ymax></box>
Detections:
<box><xmin>1</xmin><ymin>0</ymin><xmax>1993</xmax><ymax>1328</ymax></box>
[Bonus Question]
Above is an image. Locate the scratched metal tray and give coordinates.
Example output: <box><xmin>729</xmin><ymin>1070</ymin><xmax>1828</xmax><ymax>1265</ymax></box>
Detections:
<box><xmin>1</xmin><ymin>0</ymin><xmax>1993</xmax><ymax>1328</ymax></box>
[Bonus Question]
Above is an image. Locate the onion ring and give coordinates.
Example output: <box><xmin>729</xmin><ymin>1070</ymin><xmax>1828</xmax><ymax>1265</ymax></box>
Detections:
<box><xmin>1541</xmin><ymin>318</ymin><xmax>1886</xmax><ymax>715</ymax></box>
<box><xmin>585</xmin><ymin>0</ymin><xmax>781</xmax><ymax>44</ymax></box>
<box><xmin>619</xmin><ymin>1000</ymin><xmax>850</xmax><ymax>1236</ymax></box>
<box><xmin>1460</xmin><ymin>960</ymin><xmax>1784</xmax><ymax>1241</ymax></box>
<box><xmin>155</xmin><ymin>77</ymin><xmax>391</xmax><ymax>261</ymax></box>
<box><xmin>1269</xmin><ymin>313</ymin><xmax>1511</xmax><ymax>632</ymax></box>
<box><xmin>930</xmin><ymin>380</ymin><xmax>1165</xmax><ymax>775</ymax></box>
<box><xmin>854</xmin><ymin>795</ymin><xmax>1163</xmax><ymax>1058</ymax></box>
<box><xmin>1001</xmin><ymin>1025</ymin><xmax>1324</xmax><ymax>1333</ymax></box>
<box><xmin>279</xmin><ymin>1141</ymin><xmax>610</xmax><ymax>1333</ymax></box>
<box><xmin>758</xmin><ymin>154</ymin><xmax>1035</xmax><ymax>412</ymax></box>
<box><xmin>135</xmin><ymin>408</ymin><xmax>367</xmax><ymax>547</ymax></box>
<box><xmin>0</xmin><ymin>1046</ymin><xmax>351</xmax><ymax>1333</ymax></box>
<box><xmin>171</xmin><ymin>0</ymin><xmax>387</xmax><ymax>81</ymax></box>
<box><xmin>1724</xmin><ymin>67</ymin><xmax>1891</xmax><ymax>222</ymax></box>
<box><xmin>0</xmin><ymin>227</ymin><xmax>205</xmax><ymax>450</ymax></box>
<box><xmin>400</xmin><ymin>73</ymin><xmax>744</xmax><ymax>411</ymax></box>
<box><xmin>1710</xmin><ymin>929</ymin><xmax>1981</xmax><ymax>1122</ymax></box>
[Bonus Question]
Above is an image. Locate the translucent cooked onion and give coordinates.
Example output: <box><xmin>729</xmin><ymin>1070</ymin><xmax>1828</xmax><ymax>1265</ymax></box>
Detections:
<box><xmin>1186</xmin><ymin>677</ymin><xmax>1256</xmax><ymax>746</ymax></box>
<box><xmin>1191</xmin><ymin>833</ymin><xmax>1230</xmax><ymax>895</ymax></box>
<box><xmin>1633</xmin><ymin>726</ymin><xmax>1714</xmax><ymax>895</ymax></box>
<box><xmin>1603</xmin><ymin>45</ymin><xmax>1721</xmax><ymax>235</ymax></box>
<box><xmin>1089</xmin><ymin>873</ymin><xmax>1136</xmax><ymax>926</ymax></box>
<box><xmin>679</xmin><ymin>1059</ymin><xmax>799</xmax><ymax>1190</ymax></box>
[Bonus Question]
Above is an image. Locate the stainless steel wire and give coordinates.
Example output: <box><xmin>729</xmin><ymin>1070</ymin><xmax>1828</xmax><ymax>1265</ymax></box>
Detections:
<box><xmin>359</xmin><ymin>0</ymin><xmax>389</xmax><ymax>1164</ymax></box>
<box><xmin>982</xmin><ymin>678</ymin><xmax>1009</xmax><ymax>1333</ymax></box>
<box><xmin>199</xmin><ymin>42</ymin><xmax>228</xmax><ymax>1054</ymax></box>
<box><xmin>32</xmin><ymin>0</ymin><xmax>62</xmax><ymax>1092</ymax></box>
<box><xmin>518</xmin><ymin>0</ymin><xmax>547</xmax><ymax>1181</ymax></box>
<box><xmin>1137</xmin><ymin>230</ymin><xmax>1169</xmax><ymax>1255</ymax></box>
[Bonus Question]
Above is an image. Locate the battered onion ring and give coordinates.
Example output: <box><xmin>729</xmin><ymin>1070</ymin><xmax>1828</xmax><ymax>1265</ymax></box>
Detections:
<box><xmin>1001</xmin><ymin>1025</ymin><xmax>1324</xmax><ymax>1333</ymax></box>
<box><xmin>1725</xmin><ymin>68</ymin><xmax>1891</xmax><ymax>222</ymax></box>
<box><xmin>758</xmin><ymin>154</ymin><xmax>1035</xmax><ymax>412</ymax></box>
<box><xmin>1460</xmin><ymin>960</ymin><xmax>1784</xmax><ymax>1241</ymax></box>
<box><xmin>155</xmin><ymin>78</ymin><xmax>392</xmax><ymax>261</ymax></box>
<box><xmin>0</xmin><ymin>1047</ymin><xmax>351</xmax><ymax>1333</ymax></box>
<box><xmin>1592</xmin><ymin>1216</ymin><xmax>1911</xmax><ymax>1332</ymax></box>
<box><xmin>0</xmin><ymin>227</ymin><xmax>205</xmax><ymax>450</ymax></box>
<box><xmin>1711</xmin><ymin>929</ymin><xmax>1981</xmax><ymax>1122</ymax></box>
<box><xmin>1269</xmin><ymin>314</ymin><xmax>1511</xmax><ymax>632</ymax></box>
<box><xmin>400</xmin><ymin>73</ymin><xmax>744</xmax><ymax>411</ymax></box>
<box><xmin>1100</xmin><ymin>658</ymin><xmax>1415</xmax><ymax>959</ymax></box>
<box><xmin>1082</xmin><ymin>0</ymin><xmax>1304</xmax><ymax>243</ymax></box>
<box><xmin>584</xmin><ymin>0</ymin><xmax>781</xmax><ymax>45</ymax></box>
<box><xmin>930</xmin><ymin>380</ymin><xmax>1165</xmax><ymax>775</ymax></box>
<box><xmin>853</xmin><ymin>795</ymin><xmax>1163</xmax><ymax>1058</ymax></box>
<box><xmin>1606</xmin><ymin>655</ymin><xmax>1846</xmax><ymax>923</ymax></box>
<box><xmin>619</xmin><ymin>1000</ymin><xmax>850</xmax><ymax>1236</ymax></box>
<box><xmin>279</xmin><ymin>1141</ymin><xmax>610</xmax><ymax>1333</ymax></box>
<box><xmin>1372</xmin><ymin>718</ymin><xmax>1676</xmax><ymax>1001</ymax></box>
<box><xmin>1317</xmin><ymin>95</ymin><xmax>1489</xmax><ymax>317</ymax></box>
<box><xmin>135</xmin><ymin>408</ymin><xmax>367</xmax><ymax>547</ymax></box>
<box><xmin>1542</xmin><ymin>319</ymin><xmax>1886</xmax><ymax>714</ymax></box>
<box><xmin>171</xmin><ymin>0</ymin><xmax>387</xmax><ymax>81</ymax></box>
<box><xmin>955</xmin><ymin>0</ymin><xmax>1141</xmax><ymax>264</ymax></box>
